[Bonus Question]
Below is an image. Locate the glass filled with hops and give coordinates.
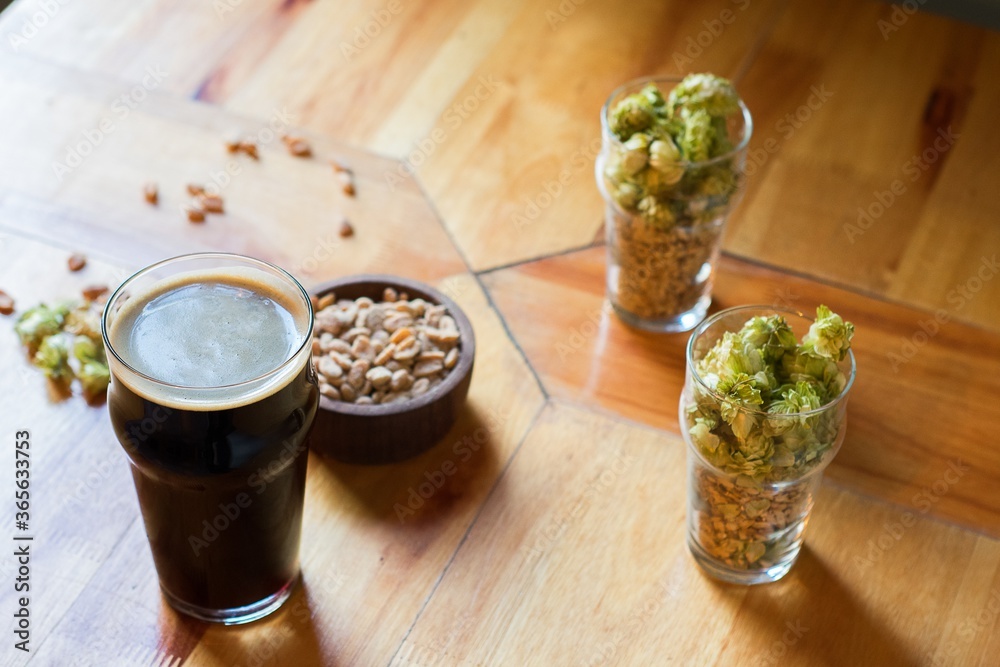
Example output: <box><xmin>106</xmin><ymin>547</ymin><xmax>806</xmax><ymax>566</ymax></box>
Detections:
<box><xmin>597</xmin><ymin>74</ymin><xmax>752</xmax><ymax>333</ymax></box>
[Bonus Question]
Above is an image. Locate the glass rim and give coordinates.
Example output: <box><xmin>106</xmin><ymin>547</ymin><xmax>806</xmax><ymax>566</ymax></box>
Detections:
<box><xmin>101</xmin><ymin>252</ymin><xmax>314</xmax><ymax>392</ymax></box>
<box><xmin>685</xmin><ymin>305</ymin><xmax>857</xmax><ymax>418</ymax></box>
<box><xmin>599</xmin><ymin>75</ymin><xmax>754</xmax><ymax>168</ymax></box>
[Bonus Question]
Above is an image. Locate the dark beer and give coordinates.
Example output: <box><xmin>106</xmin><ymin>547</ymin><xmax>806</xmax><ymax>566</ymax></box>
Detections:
<box><xmin>103</xmin><ymin>255</ymin><xmax>317</xmax><ymax>624</ymax></box>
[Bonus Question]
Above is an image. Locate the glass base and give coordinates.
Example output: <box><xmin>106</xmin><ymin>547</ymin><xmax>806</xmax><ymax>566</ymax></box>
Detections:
<box><xmin>161</xmin><ymin>573</ymin><xmax>298</xmax><ymax>625</ymax></box>
<box><xmin>688</xmin><ymin>536</ymin><xmax>798</xmax><ymax>585</ymax></box>
<box><xmin>609</xmin><ymin>294</ymin><xmax>710</xmax><ymax>333</ymax></box>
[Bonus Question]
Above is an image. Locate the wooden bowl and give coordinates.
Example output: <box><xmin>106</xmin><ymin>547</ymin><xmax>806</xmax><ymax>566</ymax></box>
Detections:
<box><xmin>308</xmin><ymin>274</ymin><xmax>475</xmax><ymax>464</ymax></box>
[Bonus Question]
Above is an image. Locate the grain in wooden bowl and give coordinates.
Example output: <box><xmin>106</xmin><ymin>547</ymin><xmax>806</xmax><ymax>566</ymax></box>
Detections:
<box><xmin>308</xmin><ymin>275</ymin><xmax>475</xmax><ymax>464</ymax></box>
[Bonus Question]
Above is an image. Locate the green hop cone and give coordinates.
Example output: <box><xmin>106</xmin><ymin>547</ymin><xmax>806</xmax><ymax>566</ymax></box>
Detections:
<box><xmin>609</xmin><ymin>95</ymin><xmax>655</xmax><ymax>139</ymax></box>
<box><xmin>33</xmin><ymin>333</ymin><xmax>72</xmax><ymax>381</ymax></box>
<box><xmin>739</xmin><ymin>315</ymin><xmax>798</xmax><ymax>364</ymax></box>
<box><xmin>802</xmin><ymin>305</ymin><xmax>855</xmax><ymax>361</ymax></box>
<box><xmin>78</xmin><ymin>360</ymin><xmax>111</xmax><ymax>396</ymax></box>
<box><xmin>618</xmin><ymin>133</ymin><xmax>650</xmax><ymax>175</ymax></box>
<box><xmin>678</xmin><ymin>108</ymin><xmax>714</xmax><ymax>162</ymax></box>
<box><xmin>15</xmin><ymin>303</ymin><xmax>70</xmax><ymax>352</ymax></box>
<box><xmin>647</xmin><ymin>138</ymin><xmax>684</xmax><ymax>184</ymax></box>
<box><xmin>611</xmin><ymin>181</ymin><xmax>641</xmax><ymax>209</ymax></box>
<box><xmin>666</xmin><ymin>73</ymin><xmax>740</xmax><ymax>118</ymax></box>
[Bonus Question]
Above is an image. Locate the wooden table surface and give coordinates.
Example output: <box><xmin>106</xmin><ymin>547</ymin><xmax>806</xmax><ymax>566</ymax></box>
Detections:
<box><xmin>0</xmin><ymin>0</ymin><xmax>998</xmax><ymax>665</ymax></box>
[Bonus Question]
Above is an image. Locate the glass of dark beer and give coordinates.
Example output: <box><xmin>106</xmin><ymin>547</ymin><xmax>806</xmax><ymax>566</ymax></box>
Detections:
<box><xmin>102</xmin><ymin>253</ymin><xmax>318</xmax><ymax>625</ymax></box>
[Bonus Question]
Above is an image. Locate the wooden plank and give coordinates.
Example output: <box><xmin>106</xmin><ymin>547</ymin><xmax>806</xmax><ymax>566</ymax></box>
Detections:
<box><xmin>0</xmin><ymin>240</ymin><xmax>545</xmax><ymax>664</ymax></box>
<box><xmin>397</xmin><ymin>402</ymin><xmax>1000</xmax><ymax>666</ymax></box>
<box><xmin>24</xmin><ymin>522</ymin><xmax>204</xmax><ymax>667</ymax></box>
<box><xmin>0</xmin><ymin>52</ymin><xmax>468</xmax><ymax>285</ymax></box>
<box><xmin>727</xmin><ymin>0</ymin><xmax>1000</xmax><ymax>331</ymax></box>
<box><xmin>0</xmin><ymin>0</ymin><xmax>495</xmax><ymax>148</ymax></box>
<box><xmin>4</xmin><ymin>0</ymin><xmax>998</xmax><ymax>324</ymax></box>
<box><xmin>0</xmin><ymin>235</ymin><xmax>186</xmax><ymax>664</ymax></box>
<box><xmin>417</xmin><ymin>0</ymin><xmax>789</xmax><ymax>271</ymax></box>
<box><xmin>0</xmin><ymin>0</ymin><xmax>295</xmax><ymax>100</ymax></box>
<box><xmin>0</xmin><ymin>0</ymin><xmax>789</xmax><ymax>272</ymax></box>
<box><xmin>186</xmin><ymin>272</ymin><xmax>542</xmax><ymax>666</ymax></box>
<box><xmin>0</xmin><ymin>1</ymin><xmax>997</xmax><ymax>663</ymax></box>
<box><xmin>482</xmin><ymin>246</ymin><xmax>1000</xmax><ymax>536</ymax></box>
<box><xmin>886</xmin><ymin>34</ymin><xmax>1000</xmax><ymax>331</ymax></box>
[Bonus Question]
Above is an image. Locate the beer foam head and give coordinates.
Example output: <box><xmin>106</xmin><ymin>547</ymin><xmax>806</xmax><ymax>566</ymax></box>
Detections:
<box><xmin>105</xmin><ymin>265</ymin><xmax>312</xmax><ymax>410</ymax></box>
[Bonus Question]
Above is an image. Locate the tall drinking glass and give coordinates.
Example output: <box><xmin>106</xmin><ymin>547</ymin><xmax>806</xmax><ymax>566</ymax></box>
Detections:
<box><xmin>681</xmin><ymin>306</ymin><xmax>855</xmax><ymax>584</ymax></box>
<box><xmin>102</xmin><ymin>253</ymin><xmax>318</xmax><ymax>624</ymax></box>
<box><xmin>596</xmin><ymin>76</ymin><xmax>752</xmax><ymax>333</ymax></box>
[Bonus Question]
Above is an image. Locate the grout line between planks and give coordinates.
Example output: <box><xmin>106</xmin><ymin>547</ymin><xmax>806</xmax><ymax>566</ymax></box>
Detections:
<box><xmin>5</xmin><ymin>32</ymin><xmax>999</xmax><ymax>337</ymax></box>
<box><xmin>384</xmin><ymin>399</ymin><xmax>549</xmax><ymax>667</ymax></box>
<box><xmin>473</xmin><ymin>232</ymin><xmax>1000</xmax><ymax>338</ymax></box>
<box><xmin>818</xmin><ymin>473</ymin><xmax>1000</xmax><ymax>544</ymax></box>
<box><xmin>721</xmin><ymin>249</ymin><xmax>1000</xmax><ymax>336</ymax></box>
<box><xmin>409</xmin><ymin>172</ymin><xmax>551</xmax><ymax>401</ymax></box>
<box><xmin>551</xmin><ymin>394</ymin><xmax>1000</xmax><ymax>545</ymax></box>
<box><xmin>474</xmin><ymin>232</ymin><xmax>605</xmax><ymax>279</ymax></box>
<box><xmin>470</xmin><ymin>270</ymin><xmax>550</xmax><ymax>400</ymax></box>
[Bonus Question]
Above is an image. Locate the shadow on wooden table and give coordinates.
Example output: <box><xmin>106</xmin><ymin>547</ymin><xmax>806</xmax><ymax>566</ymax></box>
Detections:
<box><xmin>190</xmin><ymin>576</ymin><xmax>330</xmax><ymax>667</ymax></box>
<box><xmin>313</xmin><ymin>404</ymin><xmax>502</xmax><ymax>526</ymax></box>
<box><xmin>731</xmin><ymin>546</ymin><xmax>924</xmax><ymax>666</ymax></box>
